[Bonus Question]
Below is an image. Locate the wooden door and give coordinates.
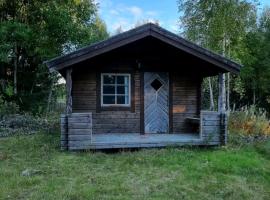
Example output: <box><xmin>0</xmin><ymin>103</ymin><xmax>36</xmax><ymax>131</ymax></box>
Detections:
<box><xmin>144</xmin><ymin>72</ymin><xmax>169</xmax><ymax>133</ymax></box>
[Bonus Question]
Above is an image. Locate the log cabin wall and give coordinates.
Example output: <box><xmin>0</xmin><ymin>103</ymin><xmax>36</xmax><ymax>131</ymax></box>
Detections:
<box><xmin>70</xmin><ymin>36</ymin><xmax>206</xmax><ymax>134</ymax></box>
<box><xmin>72</xmin><ymin>66</ymin><xmax>141</xmax><ymax>134</ymax></box>
<box><xmin>71</xmin><ymin>65</ymin><xmax>201</xmax><ymax>134</ymax></box>
<box><xmin>172</xmin><ymin>73</ymin><xmax>201</xmax><ymax>133</ymax></box>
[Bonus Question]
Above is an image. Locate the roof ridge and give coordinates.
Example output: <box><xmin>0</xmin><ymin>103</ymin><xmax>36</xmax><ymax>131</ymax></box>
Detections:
<box><xmin>45</xmin><ymin>23</ymin><xmax>241</xmax><ymax>74</ymax></box>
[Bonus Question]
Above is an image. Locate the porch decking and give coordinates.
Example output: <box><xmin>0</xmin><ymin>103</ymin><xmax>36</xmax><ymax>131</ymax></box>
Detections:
<box><xmin>61</xmin><ymin>111</ymin><xmax>226</xmax><ymax>150</ymax></box>
<box><xmin>68</xmin><ymin>133</ymin><xmax>219</xmax><ymax>150</ymax></box>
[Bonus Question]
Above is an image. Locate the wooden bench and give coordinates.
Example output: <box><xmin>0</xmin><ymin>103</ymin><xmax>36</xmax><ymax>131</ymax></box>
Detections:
<box><xmin>186</xmin><ymin>117</ymin><xmax>200</xmax><ymax>125</ymax></box>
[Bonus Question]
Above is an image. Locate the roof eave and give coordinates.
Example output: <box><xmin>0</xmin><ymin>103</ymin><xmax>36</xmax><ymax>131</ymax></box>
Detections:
<box><xmin>45</xmin><ymin>23</ymin><xmax>242</xmax><ymax>74</ymax></box>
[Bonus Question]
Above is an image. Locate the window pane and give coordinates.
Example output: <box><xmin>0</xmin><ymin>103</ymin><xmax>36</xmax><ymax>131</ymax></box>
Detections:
<box><xmin>117</xmin><ymin>76</ymin><xmax>129</xmax><ymax>84</ymax></box>
<box><xmin>103</xmin><ymin>86</ymin><xmax>115</xmax><ymax>94</ymax></box>
<box><xmin>103</xmin><ymin>96</ymin><xmax>115</xmax><ymax>104</ymax></box>
<box><xmin>117</xmin><ymin>86</ymin><xmax>128</xmax><ymax>94</ymax></box>
<box><xmin>125</xmin><ymin>96</ymin><xmax>129</xmax><ymax>104</ymax></box>
<box><xmin>117</xmin><ymin>96</ymin><xmax>125</xmax><ymax>104</ymax></box>
<box><xmin>117</xmin><ymin>76</ymin><xmax>124</xmax><ymax>84</ymax></box>
<box><xmin>103</xmin><ymin>75</ymin><xmax>115</xmax><ymax>84</ymax></box>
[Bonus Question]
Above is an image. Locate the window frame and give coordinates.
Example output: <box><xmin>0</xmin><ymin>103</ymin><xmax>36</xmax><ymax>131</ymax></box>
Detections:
<box><xmin>101</xmin><ymin>73</ymin><xmax>131</xmax><ymax>107</ymax></box>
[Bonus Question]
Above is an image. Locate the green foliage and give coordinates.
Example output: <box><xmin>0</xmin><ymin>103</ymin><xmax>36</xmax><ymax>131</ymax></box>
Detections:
<box><xmin>239</xmin><ymin>7</ymin><xmax>270</xmax><ymax>110</ymax></box>
<box><xmin>0</xmin><ymin>134</ymin><xmax>270</xmax><ymax>199</ymax></box>
<box><xmin>178</xmin><ymin>1</ymin><xmax>270</xmax><ymax>113</ymax></box>
<box><xmin>0</xmin><ymin>0</ymin><xmax>108</xmax><ymax>113</ymax></box>
<box><xmin>201</xmin><ymin>76</ymin><xmax>219</xmax><ymax>110</ymax></box>
<box><xmin>0</xmin><ymin>95</ymin><xmax>19</xmax><ymax>116</ymax></box>
<box><xmin>178</xmin><ymin>0</ymin><xmax>257</xmax><ymax>55</ymax></box>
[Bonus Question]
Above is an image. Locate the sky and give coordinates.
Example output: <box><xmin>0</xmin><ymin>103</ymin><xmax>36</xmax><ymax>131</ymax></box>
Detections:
<box><xmin>96</xmin><ymin>0</ymin><xmax>270</xmax><ymax>35</ymax></box>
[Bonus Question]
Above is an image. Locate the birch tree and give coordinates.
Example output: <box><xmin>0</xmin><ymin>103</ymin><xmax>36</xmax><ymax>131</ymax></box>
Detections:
<box><xmin>178</xmin><ymin>0</ymin><xmax>257</xmax><ymax>111</ymax></box>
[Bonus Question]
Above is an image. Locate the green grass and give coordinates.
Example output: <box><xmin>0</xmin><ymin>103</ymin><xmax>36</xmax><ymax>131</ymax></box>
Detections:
<box><xmin>1</xmin><ymin>133</ymin><xmax>270</xmax><ymax>200</ymax></box>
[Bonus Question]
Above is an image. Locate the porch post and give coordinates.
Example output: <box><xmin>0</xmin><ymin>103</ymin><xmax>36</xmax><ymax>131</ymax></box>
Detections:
<box><xmin>60</xmin><ymin>68</ymin><xmax>72</xmax><ymax>151</ymax></box>
<box><xmin>66</xmin><ymin>68</ymin><xmax>72</xmax><ymax>114</ymax></box>
<box><xmin>218</xmin><ymin>73</ymin><xmax>227</xmax><ymax>145</ymax></box>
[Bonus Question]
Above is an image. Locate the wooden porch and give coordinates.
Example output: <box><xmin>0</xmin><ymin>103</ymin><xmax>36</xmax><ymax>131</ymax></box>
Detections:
<box><xmin>60</xmin><ymin>111</ymin><xmax>226</xmax><ymax>150</ymax></box>
<box><xmin>68</xmin><ymin>133</ymin><xmax>206</xmax><ymax>150</ymax></box>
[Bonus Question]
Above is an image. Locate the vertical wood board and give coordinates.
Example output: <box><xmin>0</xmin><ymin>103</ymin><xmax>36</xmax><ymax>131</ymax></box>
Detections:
<box><xmin>144</xmin><ymin>72</ymin><xmax>169</xmax><ymax>133</ymax></box>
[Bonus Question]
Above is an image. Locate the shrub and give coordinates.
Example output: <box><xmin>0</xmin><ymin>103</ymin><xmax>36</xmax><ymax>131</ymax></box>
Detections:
<box><xmin>0</xmin><ymin>112</ymin><xmax>60</xmax><ymax>137</ymax></box>
<box><xmin>0</xmin><ymin>96</ymin><xmax>19</xmax><ymax>116</ymax></box>
<box><xmin>228</xmin><ymin>106</ymin><xmax>270</xmax><ymax>144</ymax></box>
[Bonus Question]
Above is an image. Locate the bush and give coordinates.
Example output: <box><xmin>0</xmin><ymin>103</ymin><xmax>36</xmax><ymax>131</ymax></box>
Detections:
<box><xmin>0</xmin><ymin>96</ymin><xmax>19</xmax><ymax>116</ymax></box>
<box><xmin>0</xmin><ymin>112</ymin><xmax>60</xmax><ymax>137</ymax></box>
<box><xmin>228</xmin><ymin>106</ymin><xmax>270</xmax><ymax>144</ymax></box>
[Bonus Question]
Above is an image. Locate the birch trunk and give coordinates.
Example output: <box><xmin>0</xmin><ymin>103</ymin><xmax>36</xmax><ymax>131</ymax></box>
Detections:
<box><xmin>218</xmin><ymin>73</ymin><xmax>226</xmax><ymax>113</ymax></box>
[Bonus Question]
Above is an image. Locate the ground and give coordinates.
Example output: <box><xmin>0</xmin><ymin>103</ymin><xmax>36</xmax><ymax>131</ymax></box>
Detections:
<box><xmin>0</xmin><ymin>133</ymin><xmax>270</xmax><ymax>200</ymax></box>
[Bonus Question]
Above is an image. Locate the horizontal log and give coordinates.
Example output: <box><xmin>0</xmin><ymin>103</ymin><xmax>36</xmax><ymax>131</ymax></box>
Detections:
<box><xmin>69</xmin><ymin>113</ymin><xmax>92</xmax><ymax>116</ymax></box>
<box><xmin>202</xmin><ymin>130</ymin><xmax>220</xmax><ymax>135</ymax></box>
<box><xmin>93</xmin><ymin>125</ymin><xmax>139</xmax><ymax>130</ymax></box>
<box><xmin>68</xmin><ymin>140</ymin><xmax>220</xmax><ymax>150</ymax></box>
<box><xmin>73</xmin><ymin>107</ymin><xmax>96</xmax><ymax>111</ymax></box>
<box><xmin>68</xmin><ymin>118</ymin><xmax>92</xmax><ymax>123</ymax></box>
<box><xmin>202</xmin><ymin>121</ymin><xmax>220</xmax><ymax>126</ymax></box>
<box><xmin>68</xmin><ymin>135</ymin><xmax>92</xmax><ymax>141</ymax></box>
<box><xmin>93</xmin><ymin>119</ymin><xmax>140</xmax><ymax>124</ymax></box>
<box><xmin>69</xmin><ymin>129</ymin><xmax>92</xmax><ymax>135</ymax></box>
<box><xmin>93</xmin><ymin>130</ymin><xmax>139</xmax><ymax>134</ymax></box>
<box><xmin>68</xmin><ymin>123</ymin><xmax>92</xmax><ymax>129</ymax></box>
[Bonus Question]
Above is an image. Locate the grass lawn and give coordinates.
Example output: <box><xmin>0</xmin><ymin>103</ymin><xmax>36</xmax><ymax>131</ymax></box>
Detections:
<box><xmin>1</xmin><ymin>133</ymin><xmax>270</xmax><ymax>200</ymax></box>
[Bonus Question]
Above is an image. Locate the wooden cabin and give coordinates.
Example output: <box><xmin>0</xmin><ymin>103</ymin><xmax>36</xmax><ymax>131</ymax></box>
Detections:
<box><xmin>46</xmin><ymin>23</ymin><xmax>241</xmax><ymax>150</ymax></box>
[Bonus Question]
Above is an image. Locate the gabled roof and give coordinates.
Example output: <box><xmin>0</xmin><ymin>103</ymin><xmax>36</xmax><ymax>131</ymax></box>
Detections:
<box><xmin>45</xmin><ymin>23</ymin><xmax>241</xmax><ymax>74</ymax></box>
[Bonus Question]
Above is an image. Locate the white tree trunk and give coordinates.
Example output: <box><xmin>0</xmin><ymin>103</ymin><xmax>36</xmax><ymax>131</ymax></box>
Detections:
<box><xmin>218</xmin><ymin>73</ymin><xmax>226</xmax><ymax>113</ymax></box>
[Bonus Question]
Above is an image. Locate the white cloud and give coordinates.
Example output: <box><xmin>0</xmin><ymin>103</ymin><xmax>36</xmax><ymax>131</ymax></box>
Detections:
<box><xmin>98</xmin><ymin>2</ymin><xmax>177</xmax><ymax>34</ymax></box>
<box><xmin>127</xmin><ymin>6</ymin><xmax>143</xmax><ymax>18</ymax></box>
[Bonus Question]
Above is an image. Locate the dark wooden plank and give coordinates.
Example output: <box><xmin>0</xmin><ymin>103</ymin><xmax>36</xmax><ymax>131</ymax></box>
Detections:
<box><xmin>169</xmin><ymin>72</ymin><xmax>173</xmax><ymax>133</ymax></box>
<box><xmin>140</xmin><ymin>71</ymin><xmax>144</xmax><ymax>134</ymax></box>
<box><xmin>60</xmin><ymin>114</ymin><xmax>68</xmax><ymax>150</ymax></box>
<box><xmin>66</xmin><ymin>68</ymin><xmax>72</xmax><ymax>114</ymax></box>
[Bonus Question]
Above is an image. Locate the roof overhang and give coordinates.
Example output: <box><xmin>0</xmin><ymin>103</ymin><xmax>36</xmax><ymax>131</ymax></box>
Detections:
<box><xmin>45</xmin><ymin>23</ymin><xmax>242</xmax><ymax>74</ymax></box>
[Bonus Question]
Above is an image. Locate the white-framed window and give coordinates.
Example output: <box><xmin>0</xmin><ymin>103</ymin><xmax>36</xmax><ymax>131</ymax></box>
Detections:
<box><xmin>101</xmin><ymin>73</ymin><xmax>131</xmax><ymax>106</ymax></box>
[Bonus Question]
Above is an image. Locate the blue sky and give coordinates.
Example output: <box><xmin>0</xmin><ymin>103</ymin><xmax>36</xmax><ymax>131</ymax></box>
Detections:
<box><xmin>96</xmin><ymin>0</ymin><xmax>270</xmax><ymax>34</ymax></box>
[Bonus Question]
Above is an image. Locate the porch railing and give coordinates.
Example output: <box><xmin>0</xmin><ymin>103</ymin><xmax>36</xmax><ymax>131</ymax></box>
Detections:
<box><xmin>60</xmin><ymin>113</ymin><xmax>92</xmax><ymax>150</ymax></box>
<box><xmin>200</xmin><ymin>111</ymin><xmax>227</xmax><ymax>145</ymax></box>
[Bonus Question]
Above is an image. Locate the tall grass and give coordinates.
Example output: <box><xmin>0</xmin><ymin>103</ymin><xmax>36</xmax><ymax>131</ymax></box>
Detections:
<box><xmin>228</xmin><ymin>106</ymin><xmax>270</xmax><ymax>144</ymax></box>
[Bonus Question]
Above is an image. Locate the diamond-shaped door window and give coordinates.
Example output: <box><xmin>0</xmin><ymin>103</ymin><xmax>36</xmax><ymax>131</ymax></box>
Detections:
<box><xmin>151</xmin><ymin>79</ymin><xmax>163</xmax><ymax>91</ymax></box>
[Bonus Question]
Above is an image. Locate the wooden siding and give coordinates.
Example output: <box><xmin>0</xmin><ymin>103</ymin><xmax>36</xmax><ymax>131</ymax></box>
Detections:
<box><xmin>172</xmin><ymin>73</ymin><xmax>201</xmax><ymax>133</ymax></box>
<box><xmin>72</xmin><ymin>69</ymin><xmax>201</xmax><ymax>134</ymax></box>
<box><xmin>72</xmin><ymin>69</ymin><xmax>141</xmax><ymax>134</ymax></box>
